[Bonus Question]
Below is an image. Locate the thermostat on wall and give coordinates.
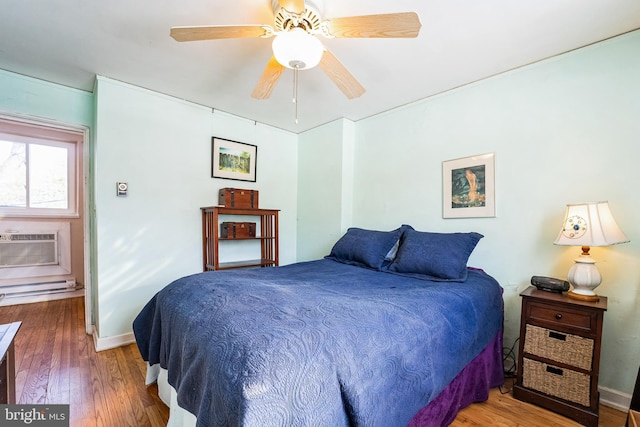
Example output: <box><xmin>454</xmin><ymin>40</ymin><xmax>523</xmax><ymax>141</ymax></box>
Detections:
<box><xmin>117</xmin><ymin>182</ymin><xmax>128</xmax><ymax>197</ymax></box>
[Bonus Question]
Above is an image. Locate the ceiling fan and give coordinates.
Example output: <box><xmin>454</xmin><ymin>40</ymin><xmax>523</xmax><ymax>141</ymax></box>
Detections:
<box><xmin>170</xmin><ymin>0</ymin><xmax>422</xmax><ymax>100</ymax></box>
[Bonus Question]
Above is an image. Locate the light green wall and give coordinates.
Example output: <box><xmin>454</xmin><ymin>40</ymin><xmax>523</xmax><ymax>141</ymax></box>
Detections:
<box><xmin>296</xmin><ymin>118</ymin><xmax>355</xmax><ymax>261</ymax></box>
<box><xmin>298</xmin><ymin>30</ymin><xmax>640</xmax><ymax>398</ymax></box>
<box><xmin>93</xmin><ymin>77</ymin><xmax>212</xmax><ymax>337</ymax></box>
<box><xmin>93</xmin><ymin>77</ymin><xmax>298</xmax><ymax>338</ymax></box>
<box><xmin>0</xmin><ymin>69</ymin><xmax>93</xmax><ymax>127</ymax></box>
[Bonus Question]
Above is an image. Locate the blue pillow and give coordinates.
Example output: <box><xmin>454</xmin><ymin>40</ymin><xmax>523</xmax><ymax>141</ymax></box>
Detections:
<box><xmin>326</xmin><ymin>225</ymin><xmax>411</xmax><ymax>270</ymax></box>
<box><xmin>384</xmin><ymin>224</ymin><xmax>414</xmax><ymax>261</ymax></box>
<box><xmin>388</xmin><ymin>230</ymin><xmax>483</xmax><ymax>281</ymax></box>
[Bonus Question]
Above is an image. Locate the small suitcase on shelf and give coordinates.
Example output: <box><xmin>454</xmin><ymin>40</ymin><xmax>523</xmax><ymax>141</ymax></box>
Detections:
<box><xmin>220</xmin><ymin>222</ymin><xmax>256</xmax><ymax>239</ymax></box>
<box><xmin>218</xmin><ymin>188</ymin><xmax>259</xmax><ymax>209</ymax></box>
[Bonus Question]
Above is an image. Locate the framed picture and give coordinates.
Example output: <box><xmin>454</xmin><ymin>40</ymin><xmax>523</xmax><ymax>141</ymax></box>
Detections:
<box><xmin>442</xmin><ymin>153</ymin><xmax>495</xmax><ymax>218</ymax></box>
<box><xmin>211</xmin><ymin>137</ymin><xmax>257</xmax><ymax>182</ymax></box>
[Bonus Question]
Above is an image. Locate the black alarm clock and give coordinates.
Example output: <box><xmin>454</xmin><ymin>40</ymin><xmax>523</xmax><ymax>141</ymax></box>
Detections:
<box><xmin>531</xmin><ymin>276</ymin><xmax>570</xmax><ymax>293</ymax></box>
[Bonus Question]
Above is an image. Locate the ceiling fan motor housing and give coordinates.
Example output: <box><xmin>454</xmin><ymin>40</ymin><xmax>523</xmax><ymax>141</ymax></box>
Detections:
<box><xmin>272</xmin><ymin>0</ymin><xmax>323</xmax><ymax>33</ymax></box>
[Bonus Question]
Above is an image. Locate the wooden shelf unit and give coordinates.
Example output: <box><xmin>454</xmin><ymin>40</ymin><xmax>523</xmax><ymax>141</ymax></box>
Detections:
<box><xmin>201</xmin><ymin>206</ymin><xmax>279</xmax><ymax>271</ymax></box>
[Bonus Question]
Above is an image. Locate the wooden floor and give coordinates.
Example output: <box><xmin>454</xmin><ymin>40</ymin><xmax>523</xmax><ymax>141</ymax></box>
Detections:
<box><xmin>0</xmin><ymin>296</ymin><xmax>629</xmax><ymax>427</ymax></box>
<box><xmin>451</xmin><ymin>381</ymin><xmax>627</xmax><ymax>427</ymax></box>
<box><xmin>0</xmin><ymin>296</ymin><xmax>169</xmax><ymax>426</ymax></box>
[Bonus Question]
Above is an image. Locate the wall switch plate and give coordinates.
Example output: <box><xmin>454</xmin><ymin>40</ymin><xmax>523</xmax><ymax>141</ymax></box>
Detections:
<box><xmin>116</xmin><ymin>182</ymin><xmax>128</xmax><ymax>197</ymax></box>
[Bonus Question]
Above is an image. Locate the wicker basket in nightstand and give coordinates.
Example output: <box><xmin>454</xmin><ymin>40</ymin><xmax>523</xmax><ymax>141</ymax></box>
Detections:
<box><xmin>523</xmin><ymin>324</ymin><xmax>594</xmax><ymax>370</ymax></box>
<box><xmin>513</xmin><ymin>286</ymin><xmax>607</xmax><ymax>427</ymax></box>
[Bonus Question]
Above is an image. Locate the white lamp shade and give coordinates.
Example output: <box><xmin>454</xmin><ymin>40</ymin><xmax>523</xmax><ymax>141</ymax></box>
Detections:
<box><xmin>272</xmin><ymin>28</ymin><xmax>324</xmax><ymax>70</ymax></box>
<box><xmin>554</xmin><ymin>201</ymin><xmax>629</xmax><ymax>247</ymax></box>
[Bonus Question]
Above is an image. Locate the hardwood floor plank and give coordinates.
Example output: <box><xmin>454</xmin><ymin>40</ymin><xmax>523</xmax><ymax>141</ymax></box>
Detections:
<box><xmin>121</xmin><ymin>343</ymin><xmax>157</xmax><ymax>409</ymax></box>
<box><xmin>76</xmin><ymin>313</ymin><xmax>97</xmax><ymax>423</ymax></box>
<box><xmin>32</xmin><ymin>304</ymin><xmax>59</xmax><ymax>403</ymax></box>
<box><xmin>147</xmin><ymin>406</ymin><xmax>170</xmax><ymax>427</ymax></box>
<box><xmin>114</xmin><ymin>346</ymin><xmax>152</xmax><ymax>427</ymax></box>
<box><xmin>89</xmin><ymin>345</ymin><xmax>120</xmax><ymax>426</ymax></box>
<box><xmin>451</xmin><ymin>380</ymin><xmax>627</xmax><ymax>427</ymax></box>
<box><xmin>46</xmin><ymin>298</ymin><xmax>71</xmax><ymax>404</ymax></box>
<box><xmin>68</xmin><ymin>299</ymin><xmax>87</xmax><ymax>422</ymax></box>
<box><xmin>0</xmin><ymin>296</ymin><xmax>630</xmax><ymax>426</ymax></box>
<box><xmin>9</xmin><ymin>304</ymin><xmax>36</xmax><ymax>401</ymax></box>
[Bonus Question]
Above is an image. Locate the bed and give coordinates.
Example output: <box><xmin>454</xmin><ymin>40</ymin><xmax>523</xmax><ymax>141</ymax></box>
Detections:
<box><xmin>133</xmin><ymin>226</ymin><xmax>504</xmax><ymax>427</ymax></box>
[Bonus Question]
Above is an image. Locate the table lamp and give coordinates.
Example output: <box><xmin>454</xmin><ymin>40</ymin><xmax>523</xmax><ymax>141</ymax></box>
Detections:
<box><xmin>554</xmin><ymin>201</ymin><xmax>629</xmax><ymax>301</ymax></box>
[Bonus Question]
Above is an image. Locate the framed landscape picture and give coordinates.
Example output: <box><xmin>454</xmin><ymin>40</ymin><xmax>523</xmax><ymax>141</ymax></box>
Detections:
<box><xmin>211</xmin><ymin>137</ymin><xmax>257</xmax><ymax>182</ymax></box>
<box><xmin>442</xmin><ymin>153</ymin><xmax>495</xmax><ymax>218</ymax></box>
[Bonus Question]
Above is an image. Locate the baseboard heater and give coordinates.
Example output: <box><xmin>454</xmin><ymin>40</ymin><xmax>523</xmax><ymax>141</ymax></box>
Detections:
<box><xmin>0</xmin><ymin>278</ymin><xmax>77</xmax><ymax>300</ymax></box>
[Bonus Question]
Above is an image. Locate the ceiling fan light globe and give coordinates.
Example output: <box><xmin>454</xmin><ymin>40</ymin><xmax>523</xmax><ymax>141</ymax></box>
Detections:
<box><xmin>272</xmin><ymin>28</ymin><xmax>323</xmax><ymax>70</ymax></box>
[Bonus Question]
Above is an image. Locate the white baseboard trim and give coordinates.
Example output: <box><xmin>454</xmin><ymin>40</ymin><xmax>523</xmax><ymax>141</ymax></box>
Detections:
<box><xmin>600</xmin><ymin>385</ymin><xmax>632</xmax><ymax>412</ymax></box>
<box><xmin>92</xmin><ymin>325</ymin><xmax>136</xmax><ymax>352</ymax></box>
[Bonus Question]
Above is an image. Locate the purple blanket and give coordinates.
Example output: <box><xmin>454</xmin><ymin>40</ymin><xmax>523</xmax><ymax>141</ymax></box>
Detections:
<box><xmin>408</xmin><ymin>329</ymin><xmax>504</xmax><ymax>426</ymax></box>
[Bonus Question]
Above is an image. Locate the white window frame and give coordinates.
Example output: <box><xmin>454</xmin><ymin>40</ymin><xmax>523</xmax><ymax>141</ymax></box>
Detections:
<box><xmin>0</xmin><ymin>119</ymin><xmax>81</xmax><ymax>218</ymax></box>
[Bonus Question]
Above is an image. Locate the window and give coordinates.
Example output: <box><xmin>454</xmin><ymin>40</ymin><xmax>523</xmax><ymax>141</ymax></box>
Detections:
<box><xmin>0</xmin><ymin>119</ymin><xmax>81</xmax><ymax>217</ymax></box>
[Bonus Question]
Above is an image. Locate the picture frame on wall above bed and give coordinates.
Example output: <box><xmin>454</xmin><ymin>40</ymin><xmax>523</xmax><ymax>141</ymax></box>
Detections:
<box><xmin>443</xmin><ymin>152</ymin><xmax>495</xmax><ymax>218</ymax></box>
<box><xmin>211</xmin><ymin>137</ymin><xmax>257</xmax><ymax>182</ymax></box>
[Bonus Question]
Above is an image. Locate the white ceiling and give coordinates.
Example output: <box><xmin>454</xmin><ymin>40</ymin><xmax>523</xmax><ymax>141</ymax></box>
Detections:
<box><xmin>1</xmin><ymin>0</ymin><xmax>639</xmax><ymax>133</ymax></box>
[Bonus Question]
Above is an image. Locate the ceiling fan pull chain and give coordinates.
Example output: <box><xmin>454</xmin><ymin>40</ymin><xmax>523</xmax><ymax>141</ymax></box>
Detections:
<box><xmin>293</xmin><ymin>65</ymin><xmax>298</xmax><ymax>104</ymax></box>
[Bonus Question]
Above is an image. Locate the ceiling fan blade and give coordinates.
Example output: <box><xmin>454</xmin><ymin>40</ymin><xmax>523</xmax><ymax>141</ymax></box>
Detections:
<box><xmin>278</xmin><ymin>0</ymin><xmax>306</xmax><ymax>14</ymax></box>
<box><xmin>251</xmin><ymin>56</ymin><xmax>286</xmax><ymax>99</ymax></box>
<box><xmin>170</xmin><ymin>25</ymin><xmax>270</xmax><ymax>42</ymax></box>
<box><xmin>324</xmin><ymin>12</ymin><xmax>421</xmax><ymax>38</ymax></box>
<box><xmin>318</xmin><ymin>49</ymin><xmax>365</xmax><ymax>99</ymax></box>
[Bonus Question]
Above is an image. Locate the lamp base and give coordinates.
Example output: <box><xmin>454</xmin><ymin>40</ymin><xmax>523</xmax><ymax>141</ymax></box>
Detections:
<box><xmin>567</xmin><ymin>290</ymin><xmax>600</xmax><ymax>302</ymax></box>
<box><xmin>566</xmin><ymin>248</ymin><xmax>602</xmax><ymax>302</ymax></box>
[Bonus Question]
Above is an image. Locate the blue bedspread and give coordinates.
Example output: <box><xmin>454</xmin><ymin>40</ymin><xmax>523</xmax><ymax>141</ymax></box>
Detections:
<box><xmin>133</xmin><ymin>259</ymin><xmax>503</xmax><ymax>427</ymax></box>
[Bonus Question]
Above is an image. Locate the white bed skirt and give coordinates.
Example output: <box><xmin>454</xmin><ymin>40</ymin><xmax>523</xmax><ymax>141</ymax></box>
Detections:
<box><xmin>147</xmin><ymin>364</ymin><xmax>198</xmax><ymax>427</ymax></box>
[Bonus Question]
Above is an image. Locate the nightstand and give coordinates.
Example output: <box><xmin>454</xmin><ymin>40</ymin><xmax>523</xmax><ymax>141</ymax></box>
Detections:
<box><xmin>513</xmin><ymin>287</ymin><xmax>607</xmax><ymax>427</ymax></box>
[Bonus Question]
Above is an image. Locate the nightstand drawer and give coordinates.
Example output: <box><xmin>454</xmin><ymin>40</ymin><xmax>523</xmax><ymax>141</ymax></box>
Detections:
<box><xmin>522</xmin><ymin>358</ymin><xmax>590</xmax><ymax>407</ymax></box>
<box><xmin>528</xmin><ymin>301</ymin><xmax>595</xmax><ymax>333</ymax></box>
<box><xmin>523</xmin><ymin>324</ymin><xmax>594</xmax><ymax>370</ymax></box>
